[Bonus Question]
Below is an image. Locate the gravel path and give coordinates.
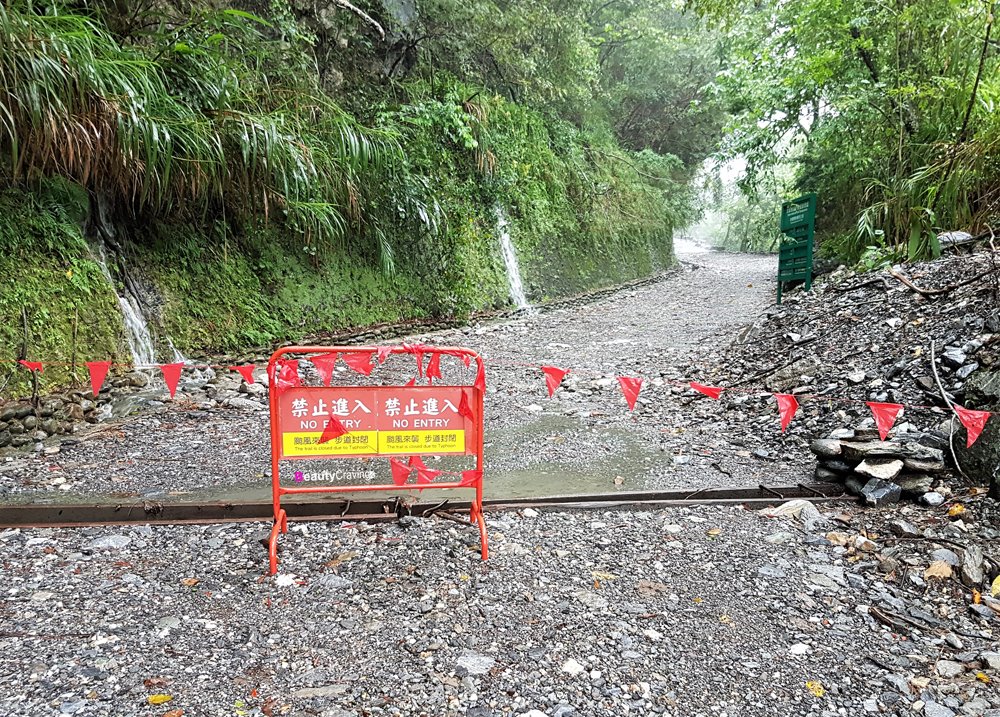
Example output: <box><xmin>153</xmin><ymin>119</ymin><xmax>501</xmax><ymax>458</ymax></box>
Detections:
<box><xmin>6</xmin><ymin>500</ymin><xmax>997</xmax><ymax>717</ymax></box>
<box><xmin>2</xmin><ymin>250</ymin><xmax>795</xmax><ymax>501</ymax></box>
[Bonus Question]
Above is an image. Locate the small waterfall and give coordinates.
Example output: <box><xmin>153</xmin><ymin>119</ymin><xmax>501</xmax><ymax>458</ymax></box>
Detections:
<box><xmin>94</xmin><ymin>240</ymin><xmax>157</xmax><ymax>368</ymax></box>
<box><xmin>88</xmin><ymin>196</ymin><xmax>159</xmax><ymax>368</ymax></box>
<box><xmin>494</xmin><ymin>206</ymin><xmax>531</xmax><ymax>310</ymax></box>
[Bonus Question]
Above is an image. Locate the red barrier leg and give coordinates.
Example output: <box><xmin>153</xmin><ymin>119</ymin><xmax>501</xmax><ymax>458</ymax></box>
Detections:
<box><xmin>476</xmin><ymin>506</ymin><xmax>489</xmax><ymax>560</ymax></box>
<box><xmin>470</xmin><ymin>500</ymin><xmax>489</xmax><ymax>560</ymax></box>
<box><xmin>268</xmin><ymin>509</ymin><xmax>286</xmax><ymax>575</ymax></box>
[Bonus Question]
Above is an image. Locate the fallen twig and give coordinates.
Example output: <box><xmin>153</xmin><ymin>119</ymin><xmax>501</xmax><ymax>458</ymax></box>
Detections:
<box><xmin>889</xmin><ymin>266</ymin><xmax>997</xmax><ymax>297</ymax></box>
<box><xmin>869</xmin><ymin>605</ymin><xmax>927</xmax><ymax>633</ymax></box>
<box><xmin>834</xmin><ymin>277</ymin><xmax>891</xmax><ymax>293</ymax></box>
<box><xmin>930</xmin><ymin>340</ymin><xmax>968</xmax><ymax>479</ymax></box>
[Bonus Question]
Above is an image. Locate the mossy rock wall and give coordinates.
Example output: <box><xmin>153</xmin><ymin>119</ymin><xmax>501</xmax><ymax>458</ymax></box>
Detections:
<box><xmin>0</xmin><ymin>184</ymin><xmax>673</xmax><ymax>398</ymax></box>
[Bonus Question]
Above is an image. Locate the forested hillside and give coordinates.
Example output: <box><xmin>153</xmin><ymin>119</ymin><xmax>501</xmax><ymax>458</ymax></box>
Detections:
<box><xmin>693</xmin><ymin>0</ymin><xmax>1000</xmax><ymax>261</ymax></box>
<box><xmin>5</xmin><ymin>0</ymin><xmax>998</xmax><ymax>398</ymax></box>
<box><xmin>0</xmin><ymin>0</ymin><xmax>722</xmax><ymax>394</ymax></box>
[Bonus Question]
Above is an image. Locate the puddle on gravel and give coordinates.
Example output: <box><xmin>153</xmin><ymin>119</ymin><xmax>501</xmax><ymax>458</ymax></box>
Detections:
<box><xmin>6</xmin><ymin>413</ymin><xmax>678</xmax><ymax>506</ymax></box>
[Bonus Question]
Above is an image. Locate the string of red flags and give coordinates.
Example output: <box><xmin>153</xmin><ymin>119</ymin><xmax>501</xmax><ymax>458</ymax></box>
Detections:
<box><xmin>690</xmin><ymin>382</ymin><xmax>723</xmax><ymax>400</ymax></box>
<box><xmin>542</xmin><ymin>366</ymin><xmax>569</xmax><ymax>397</ymax></box>
<box><xmin>11</xmin><ymin>343</ymin><xmax>995</xmax><ymax>449</ymax></box>
<box><xmin>774</xmin><ymin>393</ymin><xmax>799</xmax><ymax>432</ymax></box>
<box><xmin>390</xmin><ymin>457</ymin><xmax>411</xmax><ymax>486</ymax></box>
<box><xmin>458</xmin><ymin>389</ymin><xmax>475</xmax><ymax>421</ymax></box>
<box><xmin>459</xmin><ymin>469</ymin><xmax>482</xmax><ymax>488</ymax></box>
<box><xmin>411</xmin><ymin>455</ymin><xmax>443</xmax><ymax>490</ymax></box>
<box><xmin>867</xmin><ymin>402</ymin><xmax>904</xmax><ymax>441</ymax></box>
<box><xmin>619</xmin><ymin>377</ymin><xmax>643</xmax><ymax>411</ymax></box>
<box><xmin>954</xmin><ymin>405</ymin><xmax>991</xmax><ymax>448</ymax></box>
<box><xmin>425</xmin><ymin>352</ymin><xmax>443</xmax><ymax>384</ymax></box>
<box><xmin>343</xmin><ymin>350</ymin><xmax>375</xmax><ymax>376</ymax></box>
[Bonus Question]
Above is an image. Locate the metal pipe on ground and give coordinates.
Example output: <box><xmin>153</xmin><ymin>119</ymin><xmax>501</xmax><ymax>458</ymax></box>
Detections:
<box><xmin>0</xmin><ymin>484</ymin><xmax>846</xmax><ymax>529</ymax></box>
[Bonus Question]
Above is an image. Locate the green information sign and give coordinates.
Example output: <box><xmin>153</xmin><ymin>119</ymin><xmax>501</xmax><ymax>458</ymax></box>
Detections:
<box><xmin>777</xmin><ymin>193</ymin><xmax>816</xmax><ymax>304</ymax></box>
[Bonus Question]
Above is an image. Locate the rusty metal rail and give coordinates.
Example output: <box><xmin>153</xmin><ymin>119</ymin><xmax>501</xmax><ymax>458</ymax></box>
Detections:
<box><xmin>0</xmin><ymin>483</ymin><xmax>845</xmax><ymax>528</ymax></box>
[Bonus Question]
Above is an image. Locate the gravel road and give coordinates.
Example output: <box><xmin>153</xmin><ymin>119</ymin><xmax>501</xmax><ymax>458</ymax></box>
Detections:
<box><xmin>1</xmin><ymin>249</ymin><xmax>794</xmax><ymax>501</ymax></box>
<box><xmin>6</xmin><ymin>500</ymin><xmax>996</xmax><ymax>717</ymax></box>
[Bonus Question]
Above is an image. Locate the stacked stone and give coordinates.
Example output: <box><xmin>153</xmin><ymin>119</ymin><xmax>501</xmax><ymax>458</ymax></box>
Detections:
<box><xmin>810</xmin><ymin>428</ymin><xmax>948</xmax><ymax>506</ymax></box>
<box><xmin>0</xmin><ymin>371</ymin><xmax>152</xmax><ymax>449</ymax></box>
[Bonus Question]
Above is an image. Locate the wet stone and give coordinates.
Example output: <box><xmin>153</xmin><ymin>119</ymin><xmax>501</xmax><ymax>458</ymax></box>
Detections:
<box><xmin>861</xmin><ymin>478</ymin><xmax>902</xmax><ymax>506</ymax></box>
<box><xmin>923</xmin><ymin>491</ymin><xmax>946</xmax><ymax>506</ymax></box>
<box><xmin>931</xmin><ymin>549</ymin><xmax>960</xmax><ymax>567</ymax></box>
<box><xmin>83</xmin><ymin>534</ymin><xmax>131</xmax><ymax>550</ymax></box>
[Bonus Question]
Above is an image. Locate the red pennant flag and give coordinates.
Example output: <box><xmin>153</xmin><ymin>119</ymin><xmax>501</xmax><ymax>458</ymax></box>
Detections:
<box><xmin>425</xmin><ymin>353</ymin><xmax>442</xmax><ymax>384</ymax></box>
<box><xmin>274</xmin><ymin>360</ymin><xmax>300</xmax><ymax>391</ymax></box>
<box><xmin>343</xmin><ymin>351</ymin><xmax>375</xmax><ymax>376</ymax></box>
<box><xmin>690</xmin><ymin>382</ymin><xmax>723</xmax><ymax>400</ymax></box>
<box><xmin>459</xmin><ymin>389</ymin><xmax>475</xmax><ymax>421</ymax></box>
<box><xmin>618</xmin><ymin>377</ymin><xmax>643</xmax><ymax>411</ymax></box>
<box><xmin>408</xmin><ymin>455</ymin><xmax>441</xmax><ymax>490</ymax></box>
<box><xmin>774</xmin><ymin>393</ymin><xmax>799</xmax><ymax>432</ymax></box>
<box><xmin>229</xmin><ymin>364</ymin><xmax>256</xmax><ymax>384</ymax></box>
<box><xmin>542</xmin><ymin>366</ymin><xmax>569</xmax><ymax>398</ymax></box>
<box><xmin>376</xmin><ymin>346</ymin><xmax>393</xmax><ymax>364</ymax></box>
<box><xmin>460</xmin><ymin>354</ymin><xmax>471</xmax><ymax>368</ymax></box>
<box><xmin>18</xmin><ymin>360</ymin><xmax>43</xmax><ymax>373</ymax></box>
<box><xmin>310</xmin><ymin>353</ymin><xmax>338</xmax><ymax>387</ymax></box>
<box><xmin>954</xmin><ymin>405</ymin><xmax>992</xmax><ymax>448</ymax></box>
<box><xmin>86</xmin><ymin>360</ymin><xmax>112</xmax><ymax>397</ymax></box>
<box><xmin>318</xmin><ymin>416</ymin><xmax>349</xmax><ymax>445</ymax></box>
<box><xmin>867</xmin><ymin>402</ymin><xmax>904</xmax><ymax>441</ymax></box>
<box><xmin>159</xmin><ymin>362</ymin><xmax>184</xmax><ymax>399</ymax></box>
<box><xmin>390</xmin><ymin>457</ymin><xmax>412</xmax><ymax>486</ymax></box>
<box><xmin>474</xmin><ymin>362</ymin><xmax>486</xmax><ymax>392</ymax></box>
<box><xmin>404</xmin><ymin>377</ymin><xmax>417</xmax><ymax>388</ymax></box>
<box><xmin>460</xmin><ymin>469</ymin><xmax>482</xmax><ymax>488</ymax></box>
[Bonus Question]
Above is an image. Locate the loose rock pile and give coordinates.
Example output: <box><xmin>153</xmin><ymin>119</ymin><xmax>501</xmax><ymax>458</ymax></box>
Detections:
<box><xmin>0</xmin><ymin>368</ymin><xmax>269</xmax><ymax>456</ymax></box>
<box><xmin>0</xmin><ymin>371</ymin><xmax>151</xmax><ymax>449</ymax></box>
<box><xmin>810</xmin><ymin>428</ymin><xmax>950</xmax><ymax>506</ymax></box>
<box><xmin>708</xmin><ymin>246</ymin><xmax>1000</xmax><ymax>487</ymax></box>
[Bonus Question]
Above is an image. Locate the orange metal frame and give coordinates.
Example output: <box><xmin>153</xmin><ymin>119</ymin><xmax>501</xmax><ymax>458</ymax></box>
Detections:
<box><xmin>266</xmin><ymin>345</ymin><xmax>488</xmax><ymax>574</ymax></box>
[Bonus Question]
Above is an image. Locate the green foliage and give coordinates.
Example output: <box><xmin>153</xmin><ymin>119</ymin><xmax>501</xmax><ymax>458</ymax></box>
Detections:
<box><xmin>0</xmin><ymin>0</ymin><xmax>717</xmax><ymax>398</ymax></box>
<box><xmin>0</xmin><ymin>190</ymin><xmax>124</xmax><ymax>397</ymax></box>
<box><xmin>693</xmin><ymin>0</ymin><xmax>1000</xmax><ymax>262</ymax></box>
<box><xmin>0</xmin><ymin>1</ymin><xmax>430</xmax><ymax>270</ymax></box>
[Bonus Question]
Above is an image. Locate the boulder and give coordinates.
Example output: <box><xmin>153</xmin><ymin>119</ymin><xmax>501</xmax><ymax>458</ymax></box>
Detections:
<box><xmin>957</xmin><ymin>370</ymin><xmax>999</xmax><ymax>494</ymax></box>
<box><xmin>895</xmin><ymin>474</ymin><xmax>934</xmax><ymax>495</ymax></box>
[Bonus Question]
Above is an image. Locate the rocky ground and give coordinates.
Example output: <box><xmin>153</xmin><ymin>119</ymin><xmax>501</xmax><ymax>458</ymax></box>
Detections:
<box><xmin>2</xmin><ymin>497</ymin><xmax>999</xmax><ymax>717</ymax></box>
<box><xmin>1</xmin><ymin>246</ymin><xmax>999</xmax><ymax>717</ymax></box>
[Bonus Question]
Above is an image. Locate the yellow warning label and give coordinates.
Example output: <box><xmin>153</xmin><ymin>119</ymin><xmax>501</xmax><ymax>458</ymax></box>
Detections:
<box><xmin>378</xmin><ymin>430</ymin><xmax>465</xmax><ymax>454</ymax></box>
<box><xmin>282</xmin><ymin>431</ymin><xmax>378</xmax><ymax>457</ymax></box>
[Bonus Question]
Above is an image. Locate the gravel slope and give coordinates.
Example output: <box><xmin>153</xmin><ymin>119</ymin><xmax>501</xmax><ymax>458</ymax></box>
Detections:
<box><xmin>8</xmin><ymin>500</ymin><xmax>997</xmax><ymax>717</ymax></box>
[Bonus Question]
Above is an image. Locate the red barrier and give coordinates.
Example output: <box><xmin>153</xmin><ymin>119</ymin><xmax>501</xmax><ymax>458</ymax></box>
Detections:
<box><xmin>266</xmin><ymin>345</ymin><xmax>488</xmax><ymax>574</ymax></box>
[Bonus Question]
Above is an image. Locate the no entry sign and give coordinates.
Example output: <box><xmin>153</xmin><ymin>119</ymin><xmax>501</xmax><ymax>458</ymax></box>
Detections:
<box><xmin>276</xmin><ymin>386</ymin><xmax>478</xmax><ymax>458</ymax></box>
<box><xmin>265</xmin><ymin>345</ymin><xmax>488</xmax><ymax>575</ymax></box>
